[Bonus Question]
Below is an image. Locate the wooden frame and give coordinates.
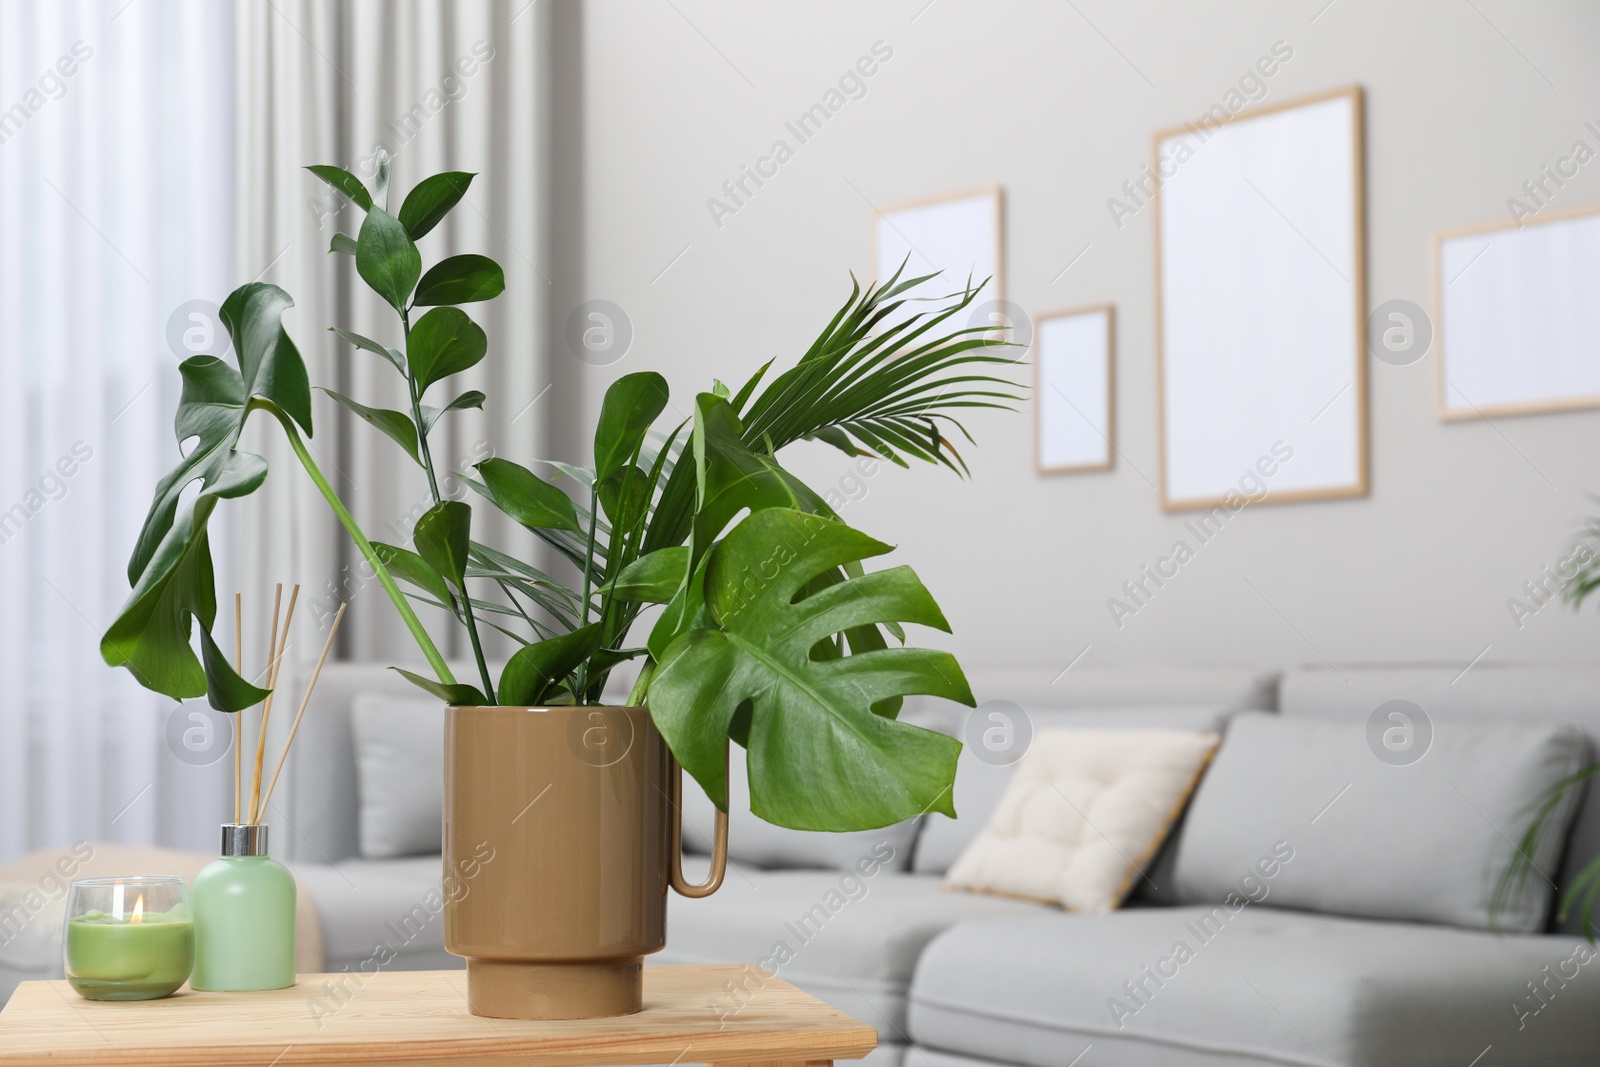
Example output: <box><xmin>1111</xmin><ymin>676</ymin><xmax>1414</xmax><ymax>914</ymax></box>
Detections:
<box><xmin>1033</xmin><ymin>303</ymin><xmax>1115</xmax><ymax>474</ymax></box>
<box><xmin>1153</xmin><ymin>84</ymin><xmax>1369</xmax><ymax>512</ymax></box>
<box><xmin>869</xmin><ymin>186</ymin><xmax>1005</xmax><ymax>330</ymax></box>
<box><xmin>1433</xmin><ymin>201</ymin><xmax>1600</xmax><ymax>421</ymax></box>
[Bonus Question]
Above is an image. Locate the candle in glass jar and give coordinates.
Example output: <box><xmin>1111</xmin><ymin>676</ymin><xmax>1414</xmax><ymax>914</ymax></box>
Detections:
<box><xmin>65</xmin><ymin>890</ymin><xmax>194</xmax><ymax>1001</ymax></box>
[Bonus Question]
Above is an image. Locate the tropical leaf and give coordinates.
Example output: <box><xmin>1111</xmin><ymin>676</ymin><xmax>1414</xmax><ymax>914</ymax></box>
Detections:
<box><xmin>407</xmin><ymin>307</ymin><xmax>486</xmax><ymax>394</ymax></box>
<box><xmin>102</xmin><ymin>497</ymin><xmax>220</xmax><ymax>702</ymax></box>
<box><xmin>645</xmin><ymin>394</ymin><xmax>832</xmax><ymax>661</ymax></box>
<box><xmin>689</xmin><ymin>392</ymin><xmax>831</xmax><ymax>566</ymax></box>
<box><xmin>475</xmin><ymin>458</ymin><xmax>581</xmax><ymax>533</ymax></box>
<box><xmin>198</xmin><ymin>623</ymin><xmax>272</xmax><ymax>712</ymax></box>
<box><xmin>391</xmin><ymin>667</ymin><xmax>485</xmax><ymax>707</ymax></box>
<box><xmin>646</xmin><ymin>546</ymin><xmax>712</xmax><ymax>663</ymax></box>
<box><xmin>356</xmin><ymin>207</ymin><xmax>420</xmax><ymax>312</ymax></box>
<box><xmin>371</xmin><ymin>541</ymin><xmax>451</xmax><ymax>604</ymax></box>
<box><xmin>499</xmin><ymin>624</ymin><xmax>604</xmax><ymax>706</ymax></box>
<box><xmin>420</xmin><ymin>390</ymin><xmax>485</xmax><ymax>435</ymax></box>
<box><xmin>103</xmin><ymin>284</ymin><xmax>312</xmax><ymax>704</ymax></box>
<box><xmin>306</xmin><ymin>165</ymin><xmax>372</xmax><ymax>212</ymax></box>
<box><xmin>468</xmin><ymin>541</ymin><xmax>580</xmax><ymax>608</ymax></box>
<box><xmin>598</xmin><ymin>464</ymin><xmax>650</xmax><ymax>530</ymax></box>
<box><xmin>611</xmin><ymin>547</ymin><xmax>687</xmax><ymax>604</ymax></box>
<box><xmin>648</xmin><ymin>507</ymin><xmax>970</xmax><ymax>831</ymax></box>
<box><xmin>643</xmin><ymin>269</ymin><xmax>1020</xmax><ymax>555</ymax></box>
<box><xmin>1497</xmin><ymin>763</ymin><xmax>1600</xmax><ymax>937</ymax></box>
<box><xmin>329</xmin><ymin>327</ymin><xmax>406</xmax><ymax>375</ymax></box>
<box><xmin>413</xmin><ymin>501</ymin><xmax>472</xmax><ymax>591</ymax></box>
<box><xmin>320</xmin><ymin>388</ymin><xmax>420</xmax><ymax>465</ymax></box>
<box><xmin>594</xmin><ymin>372</ymin><xmax>670</xmax><ymax>481</ymax></box>
<box><xmin>414</xmin><ymin>254</ymin><xmax>504</xmax><ymax>306</ymax></box>
<box><xmin>398</xmin><ymin>171</ymin><xmax>474</xmax><ymax>240</ymax></box>
<box><xmin>546</xmin><ymin>460</ymin><xmax>597</xmax><ymax>489</ymax></box>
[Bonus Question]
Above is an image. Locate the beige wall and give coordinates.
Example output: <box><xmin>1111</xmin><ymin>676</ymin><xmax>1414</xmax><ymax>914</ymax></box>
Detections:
<box><xmin>548</xmin><ymin>0</ymin><xmax>1600</xmax><ymax>670</ymax></box>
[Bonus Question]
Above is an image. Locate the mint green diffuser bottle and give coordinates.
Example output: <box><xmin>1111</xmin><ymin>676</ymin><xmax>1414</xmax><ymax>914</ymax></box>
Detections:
<box><xmin>190</xmin><ymin>824</ymin><xmax>295</xmax><ymax>991</ymax></box>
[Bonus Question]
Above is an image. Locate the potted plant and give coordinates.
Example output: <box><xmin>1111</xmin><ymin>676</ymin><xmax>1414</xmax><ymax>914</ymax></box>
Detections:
<box><xmin>1499</xmin><ymin>512</ymin><xmax>1600</xmax><ymax>940</ymax></box>
<box><xmin>101</xmin><ymin>157</ymin><xmax>1019</xmax><ymax>1018</ymax></box>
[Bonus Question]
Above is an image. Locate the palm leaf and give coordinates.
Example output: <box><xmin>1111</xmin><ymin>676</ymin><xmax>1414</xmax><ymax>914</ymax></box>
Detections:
<box><xmin>1495</xmin><ymin>763</ymin><xmax>1599</xmax><ymax>936</ymax></box>
<box><xmin>643</xmin><ymin>269</ymin><xmax>1022</xmax><ymax>555</ymax></box>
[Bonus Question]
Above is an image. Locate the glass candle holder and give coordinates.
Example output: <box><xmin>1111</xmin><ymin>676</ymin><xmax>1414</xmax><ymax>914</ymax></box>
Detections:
<box><xmin>64</xmin><ymin>876</ymin><xmax>194</xmax><ymax>1001</ymax></box>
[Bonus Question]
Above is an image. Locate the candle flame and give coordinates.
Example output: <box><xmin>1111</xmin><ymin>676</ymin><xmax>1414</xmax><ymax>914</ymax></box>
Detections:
<box><xmin>130</xmin><ymin>894</ymin><xmax>144</xmax><ymax>924</ymax></box>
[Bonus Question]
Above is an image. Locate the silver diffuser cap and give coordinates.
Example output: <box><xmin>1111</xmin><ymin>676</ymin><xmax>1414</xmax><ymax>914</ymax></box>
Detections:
<box><xmin>219</xmin><ymin>823</ymin><xmax>268</xmax><ymax>857</ymax></box>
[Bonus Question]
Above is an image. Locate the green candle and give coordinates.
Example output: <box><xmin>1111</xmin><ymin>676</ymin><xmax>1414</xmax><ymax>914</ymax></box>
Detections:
<box><xmin>65</xmin><ymin>907</ymin><xmax>194</xmax><ymax>1001</ymax></box>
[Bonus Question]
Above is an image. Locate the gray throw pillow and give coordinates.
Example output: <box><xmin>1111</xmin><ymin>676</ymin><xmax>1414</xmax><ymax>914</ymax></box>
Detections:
<box><xmin>351</xmin><ymin>695</ymin><xmax>444</xmax><ymax>859</ymax></box>
<box><xmin>1172</xmin><ymin>712</ymin><xmax>1590</xmax><ymax>932</ymax></box>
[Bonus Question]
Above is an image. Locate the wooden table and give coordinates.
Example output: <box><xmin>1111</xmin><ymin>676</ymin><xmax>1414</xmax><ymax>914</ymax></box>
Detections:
<box><xmin>0</xmin><ymin>964</ymin><xmax>877</xmax><ymax>1067</ymax></box>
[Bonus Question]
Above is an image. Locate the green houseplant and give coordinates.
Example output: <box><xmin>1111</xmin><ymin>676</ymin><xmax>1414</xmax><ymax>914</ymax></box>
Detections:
<box><xmin>102</xmin><ymin>158</ymin><xmax>1019</xmax><ymax>1017</ymax></box>
<box><xmin>1498</xmin><ymin>512</ymin><xmax>1600</xmax><ymax>940</ymax></box>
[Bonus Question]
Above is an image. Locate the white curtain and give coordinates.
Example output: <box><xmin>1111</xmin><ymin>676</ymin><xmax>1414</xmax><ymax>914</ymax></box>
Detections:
<box><xmin>231</xmin><ymin>0</ymin><xmax>548</xmax><ymax>833</ymax></box>
<box><xmin>234</xmin><ymin>0</ymin><xmax>546</xmax><ymax>660</ymax></box>
<box><xmin>0</xmin><ymin>0</ymin><xmax>546</xmax><ymax>864</ymax></box>
<box><xmin>0</xmin><ymin>0</ymin><xmax>237</xmax><ymax>861</ymax></box>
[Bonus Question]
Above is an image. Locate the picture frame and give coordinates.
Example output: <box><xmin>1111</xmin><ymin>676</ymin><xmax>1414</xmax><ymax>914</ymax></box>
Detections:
<box><xmin>1153</xmin><ymin>85</ymin><xmax>1368</xmax><ymax>511</ymax></box>
<box><xmin>870</xmin><ymin>187</ymin><xmax>1005</xmax><ymax>334</ymax></box>
<box><xmin>1034</xmin><ymin>304</ymin><xmax>1115</xmax><ymax>474</ymax></box>
<box><xmin>1433</xmin><ymin>202</ymin><xmax>1600</xmax><ymax>421</ymax></box>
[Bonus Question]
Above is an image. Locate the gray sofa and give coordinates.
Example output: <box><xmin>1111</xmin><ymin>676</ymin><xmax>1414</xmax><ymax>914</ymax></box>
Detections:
<box><xmin>278</xmin><ymin>662</ymin><xmax>1600</xmax><ymax>1067</ymax></box>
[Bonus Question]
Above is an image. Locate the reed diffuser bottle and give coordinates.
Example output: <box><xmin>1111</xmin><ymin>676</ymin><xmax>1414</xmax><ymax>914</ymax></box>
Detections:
<box><xmin>190</xmin><ymin>824</ymin><xmax>295</xmax><ymax>991</ymax></box>
<box><xmin>187</xmin><ymin>585</ymin><xmax>345</xmax><ymax>992</ymax></box>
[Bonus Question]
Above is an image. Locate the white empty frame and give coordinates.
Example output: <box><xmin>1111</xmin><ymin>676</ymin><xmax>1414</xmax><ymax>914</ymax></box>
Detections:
<box><xmin>1435</xmin><ymin>204</ymin><xmax>1600</xmax><ymax>420</ymax></box>
<box><xmin>1155</xmin><ymin>86</ymin><xmax>1367</xmax><ymax>511</ymax></box>
<box><xmin>1035</xmin><ymin>305</ymin><xmax>1114</xmax><ymax>473</ymax></box>
<box><xmin>871</xmin><ymin>188</ymin><xmax>1003</xmax><ymax>332</ymax></box>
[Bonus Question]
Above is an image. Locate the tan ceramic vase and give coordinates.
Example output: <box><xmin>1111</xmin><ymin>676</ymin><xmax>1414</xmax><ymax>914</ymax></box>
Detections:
<box><xmin>443</xmin><ymin>705</ymin><xmax>728</xmax><ymax>1020</ymax></box>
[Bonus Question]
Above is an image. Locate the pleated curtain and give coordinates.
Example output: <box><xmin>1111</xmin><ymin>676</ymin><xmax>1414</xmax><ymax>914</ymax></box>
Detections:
<box><xmin>0</xmin><ymin>0</ymin><xmax>548</xmax><ymax>862</ymax></box>
<box><xmin>230</xmin><ymin>0</ymin><xmax>549</xmax><ymax>835</ymax></box>
<box><xmin>0</xmin><ymin>0</ymin><xmax>238</xmax><ymax>860</ymax></box>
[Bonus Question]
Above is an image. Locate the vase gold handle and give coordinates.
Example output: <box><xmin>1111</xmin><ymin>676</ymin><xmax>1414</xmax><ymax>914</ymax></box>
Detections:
<box><xmin>668</xmin><ymin>750</ymin><xmax>728</xmax><ymax>899</ymax></box>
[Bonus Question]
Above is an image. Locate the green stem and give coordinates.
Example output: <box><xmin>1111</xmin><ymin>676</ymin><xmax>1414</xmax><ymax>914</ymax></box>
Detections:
<box><xmin>260</xmin><ymin>402</ymin><xmax>456</xmax><ymax>686</ymax></box>
<box><xmin>577</xmin><ymin>482</ymin><xmax>601</xmax><ymax>703</ymax></box>
<box><xmin>626</xmin><ymin>660</ymin><xmax>655</xmax><ymax>708</ymax></box>
<box><xmin>404</xmin><ymin>311</ymin><xmax>496</xmax><ymax>704</ymax></box>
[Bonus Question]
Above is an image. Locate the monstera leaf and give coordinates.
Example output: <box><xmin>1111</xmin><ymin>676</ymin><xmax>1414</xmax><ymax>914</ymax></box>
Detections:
<box><xmin>101</xmin><ymin>283</ymin><xmax>312</xmax><ymax>709</ymax></box>
<box><xmin>648</xmin><ymin>507</ymin><xmax>970</xmax><ymax>831</ymax></box>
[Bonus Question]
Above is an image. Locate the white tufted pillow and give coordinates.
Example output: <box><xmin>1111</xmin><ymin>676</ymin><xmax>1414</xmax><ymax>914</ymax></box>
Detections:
<box><xmin>944</xmin><ymin>727</ymin><xmax>1220</xmax><ymax>913</ymax></box>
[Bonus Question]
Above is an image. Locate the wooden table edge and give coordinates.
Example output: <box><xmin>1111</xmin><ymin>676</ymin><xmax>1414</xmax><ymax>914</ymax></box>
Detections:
<box><xmin>0</xmin><ymin>964</ymin><xmax>879</xmax><ymax>1067</ymax></box>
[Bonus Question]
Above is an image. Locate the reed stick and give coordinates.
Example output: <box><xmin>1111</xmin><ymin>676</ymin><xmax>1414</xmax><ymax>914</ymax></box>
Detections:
<box><xmin>249</xmin><ymin>583</ymin><xmax>283</xmax><ymax>825</ymax></box>
<box><xmin>250</xmin><ymin>583</ymin><xmax>298</xmax><ymax>824</ymax></box>
<box><xmin>234</xmin><ymin>593</ymin><xmax>243</xmax><ymax>826</ymax></box>
<box><xmin>259</xmin><ymin>602</ymin><xmax>345</xmax><ymax>815</ymax></box>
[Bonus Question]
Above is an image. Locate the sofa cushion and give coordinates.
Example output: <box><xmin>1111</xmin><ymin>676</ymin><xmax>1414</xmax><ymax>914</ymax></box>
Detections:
<box><xmin>944</xmin><ymin>728</ymin><xmax>1219</xmax><ymax>913</ymax></box>
<box><xmin>914</xmin><ymin>706</ymin><xmax>1242</xmax><ymax>876</ymax></box>
<box><xmin>657</xmin><ymin>866</ymin><xmax>1043</xmax><ymax>1040</ymax></box>
<box><xmin>287</xmin><ymin>856</ymin><xmax>459</xmax><ymax>971</ymax></box>
<box><xmin>1281</xmin><ymin>663</ymin><xmax>1600</xmax><ymax>937</ymax></box>
<box><xmin>351</xmin><ymin>695</ymin><xmax>444</xmax><ymax>859</ymax></box>
<box><xmin>679</xmin><ymin>742</ymin><xmax>919</xmax><ymax>871</ymax></box>
<box><xmin>1172</xmin><ymin>712</ymin><xmax>1588</xmax><ymax>932</ymax></box>
<box><xmin>909</xmin><ymin>908</ymin><xmax>1600</xmax><ymax>1067</ymax></box>
<box><xmin>282</xmin><ymin>660</ymin><xmax>480</xmax><ymax>864</ymax></box>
